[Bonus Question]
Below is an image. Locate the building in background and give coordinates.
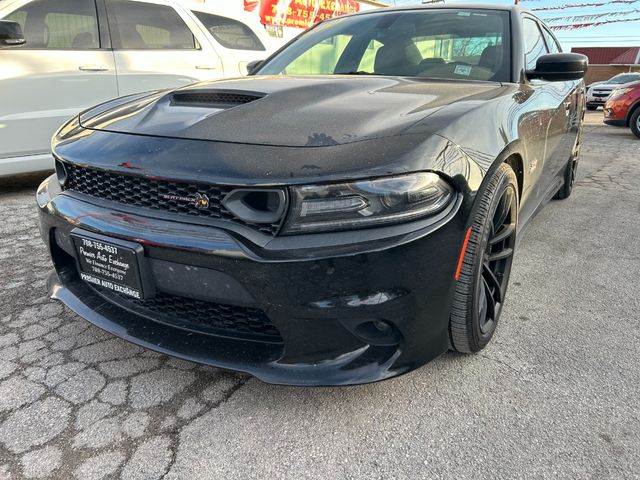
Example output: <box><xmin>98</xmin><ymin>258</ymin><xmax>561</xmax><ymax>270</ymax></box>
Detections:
<box><xmin>571</xmin><ymin>47</ymin><xmax>640</xmax><ymax>85</ymax></box>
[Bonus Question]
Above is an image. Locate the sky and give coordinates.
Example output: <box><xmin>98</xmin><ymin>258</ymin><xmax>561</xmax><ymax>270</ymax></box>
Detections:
<box><xmin>388</xmin><ymin>0</ymin><xmax>640</xmax><ymax>51</ymax></box>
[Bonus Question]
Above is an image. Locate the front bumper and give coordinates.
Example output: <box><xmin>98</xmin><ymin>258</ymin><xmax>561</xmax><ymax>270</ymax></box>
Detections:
<box><xmin>587</xmin><ymin>94</ymin><xmax>610</xmax><ymax>106</ymax></box>
<box><xmin>37</xmin><ymin>175</ymin><xmax>466</xmax><ymax>385</ymax></box>
<box><xmin>603</xmin><ymin>97</ymin><xmax>632</xmax><ymax>127</ymax></box>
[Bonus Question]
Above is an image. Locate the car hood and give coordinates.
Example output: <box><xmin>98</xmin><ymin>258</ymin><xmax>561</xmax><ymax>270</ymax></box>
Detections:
<box><xmin>79</xmin><ymin>76</ymin><xmax>504</xmax><ymax>148</ymax></box>
<box><xmin>619</xmin><ymin>80</ymin><xmax>640</xmax><ymax>88</ymax></box>
<box><xmin>591</xmin><ymin>84</ymin><xmax>619</xmax><ymax>92</ymax></box>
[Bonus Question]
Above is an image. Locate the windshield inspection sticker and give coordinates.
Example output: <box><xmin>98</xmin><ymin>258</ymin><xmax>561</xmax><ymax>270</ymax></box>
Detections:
<box><xmin>454</xmin><ymin>65</ymin><xmax>472</xmax><ymax>76</ymax></box>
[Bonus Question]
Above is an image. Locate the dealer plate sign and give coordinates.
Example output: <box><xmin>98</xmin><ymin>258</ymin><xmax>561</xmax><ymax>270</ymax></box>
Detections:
<box><xmin>71</xmin><ymin>231</ymin><xmax>146</xmax><ymax>299</ymax></box>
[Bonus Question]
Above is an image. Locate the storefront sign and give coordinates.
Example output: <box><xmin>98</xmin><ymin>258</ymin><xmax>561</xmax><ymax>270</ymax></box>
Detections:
<box><xmin>244</xmin><ymin>0</ymin><xmax>360</xmax><ymax>29</ymax></box>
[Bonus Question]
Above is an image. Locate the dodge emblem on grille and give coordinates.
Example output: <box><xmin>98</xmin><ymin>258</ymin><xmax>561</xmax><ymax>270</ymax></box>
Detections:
<box><xmin>193</xmin><ymin>193</ymin><xmax>209</xmax><ymax>209</ymax></box>
<box><xmin>158</xmin><ymin>192</ymin><xmax>210</xmax><ymax>209</ymax></box>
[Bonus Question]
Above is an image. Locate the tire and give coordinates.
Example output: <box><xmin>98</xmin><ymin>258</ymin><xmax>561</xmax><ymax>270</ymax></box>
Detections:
<box><xmin>554</xmin><ymin>128</ymin><xmax>582</xmax><ymax>200</ymax></box>
<box><xmin>554</xmin><ymin>156</ymin><xmax>578</xmax><ymax>200</ymax></box>
<box><xmin>586</xmin><ymin>105</ymin><xmax>598</xmax><ymax>111</ymax></box>
<box><xmin>630</xmin><ymin>108</ymin><xmax>640</xmax><ymax>139</ymax></box>
<box><xmin>449</xmin><ymin>163</ymin><xmax>518</xmax><ymax>353</ymax></box>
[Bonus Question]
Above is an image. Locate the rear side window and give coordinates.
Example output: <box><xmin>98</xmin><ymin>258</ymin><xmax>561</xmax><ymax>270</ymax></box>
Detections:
<box><xmin>193</xmin><ymin>11</ymin><xmax>265</xmax><ymax>51</ymax></box>
<box><xmin>107</xmin><ymin>0</ymin><xmax>196</xmax><ymax>49</ymax></box>
<box><xmin>523</xmin><ymin>18</ymin><xmax>548</xmax><ymax>70</ymax></box>
<box><xmin>3</xmin><ymin>0</ymin><xmax>99</xmax><ymax>49</ymax></box>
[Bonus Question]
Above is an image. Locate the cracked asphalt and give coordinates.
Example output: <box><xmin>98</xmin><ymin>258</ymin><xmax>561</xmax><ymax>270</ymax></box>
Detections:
<box><xmin>1</xmin><ymin>112</ymin><xmax>639</xmax><ymax>479</ymax></box>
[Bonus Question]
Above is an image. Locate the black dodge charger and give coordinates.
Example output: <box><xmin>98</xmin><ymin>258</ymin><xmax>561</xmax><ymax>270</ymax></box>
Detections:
<box><xmin>37</xmin><ymin>4</ymin><xmax>587</xmax><ymax>385</ymax></box>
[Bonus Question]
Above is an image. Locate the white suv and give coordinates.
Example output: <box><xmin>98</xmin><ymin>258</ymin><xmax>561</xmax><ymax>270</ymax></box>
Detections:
<box><xmin>0</xmin><ymin>0</ymin><xmax>275</xmax><ymax>176</ymax></box>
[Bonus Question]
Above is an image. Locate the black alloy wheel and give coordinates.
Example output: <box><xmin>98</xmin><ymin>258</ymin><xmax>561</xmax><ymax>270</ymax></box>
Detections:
<box><xmin>449</xmin><ymin>163</ymin><xmax>518</xmax><ymax>353</ymax></box>
<box><xmin>477</xmin><ymin>185</ymin><xmax>517</xmax><ymax>336</ymax></box>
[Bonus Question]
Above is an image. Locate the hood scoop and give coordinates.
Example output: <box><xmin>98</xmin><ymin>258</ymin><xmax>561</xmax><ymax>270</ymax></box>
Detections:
<box><xmin>170</xmin><ymin>90</ymin><xmax>265</xmax><ymax>108</ymax></box>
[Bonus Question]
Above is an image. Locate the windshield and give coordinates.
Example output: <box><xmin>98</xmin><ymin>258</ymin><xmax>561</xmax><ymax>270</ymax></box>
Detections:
<box><xmin>607</xmin><ymin>74</ymin><xmax>640</xmax><ymax>84</ymax></box>
<box><xmin>257</xmin><ymin>9</ymin><xmax>511</xmax><ymax>82</ymax></box>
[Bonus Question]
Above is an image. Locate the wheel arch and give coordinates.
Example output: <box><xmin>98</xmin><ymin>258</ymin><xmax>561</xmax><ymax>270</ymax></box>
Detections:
<box><xmin>463</xmin><ymin>141</ymin><xmax>524</xmax><ymax>234</ymax></box>
<box><xmin>503</xmin><ymin>154</ymin><xmax>524</xmax><ymax>202</ymax></box>
<box><xmin>625</xmin><ymin>99</ymin><xmax>640</xmax><ymax>127</ymax></box>
<box><xmin>491</xmin><ymin>139</ymin><xmax>526</xmax><ymax>205</ymax></box>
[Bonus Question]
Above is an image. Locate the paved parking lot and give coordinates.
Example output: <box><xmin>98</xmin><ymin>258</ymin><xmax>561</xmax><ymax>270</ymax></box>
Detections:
<box><xmin>1</xmin><ymin>112</ymin><xmax>639</xmax><ymax>479</ymax></box>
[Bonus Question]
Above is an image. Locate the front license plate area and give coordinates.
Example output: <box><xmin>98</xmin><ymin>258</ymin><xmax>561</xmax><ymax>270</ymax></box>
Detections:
<box><xmin>71</xmin><ymin>230</ymin><xmax>149</xmax><ymax>300</ymax></box>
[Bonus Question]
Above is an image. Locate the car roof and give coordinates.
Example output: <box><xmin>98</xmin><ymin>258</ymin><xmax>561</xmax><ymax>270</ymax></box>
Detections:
<box><xmin>338</xmin><ymin>2</ymin><xmax>524</xmax><ymax>18</ymax></box>
<box><xmin>381</xmin><ymin>3</ymin><xmax>521</xmax><ymax>13</ymax></box>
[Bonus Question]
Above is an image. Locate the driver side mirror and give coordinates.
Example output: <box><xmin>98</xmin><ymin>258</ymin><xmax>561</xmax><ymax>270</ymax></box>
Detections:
<box><xmin>527</xmin><ymin>53</ymin><xmax>588</xmax><ymax>82</ymax></box>
<box><xmin>0</xmin><ymin>20</ymin><xmax>25</xmax><ymax>47</ymax></box>
<box><xmin>246</xmin><ymin>60</ymin><xmax>264</xmax><ymax>76</ymax></box>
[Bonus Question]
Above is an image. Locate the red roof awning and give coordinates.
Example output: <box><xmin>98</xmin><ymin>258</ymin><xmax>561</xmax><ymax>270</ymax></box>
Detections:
<box><xmin>571</xmin><ymin>47</ymin><xmax>640</xmax><ymax>65</ymax></box>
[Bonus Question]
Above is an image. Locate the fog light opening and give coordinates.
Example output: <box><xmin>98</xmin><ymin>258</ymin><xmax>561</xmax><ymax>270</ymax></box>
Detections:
<box><xmin>353</xmin><ymin>320</ymin><xmax>402</xmax><ymax>347</ymax></box>
<box><xmin>373</xmin><ymin>321</ymin><xmax>388</xmax><ymax>332</ymax></box>
<box><xmin>222</xmin><ymin>188</ymin><xmax>286</xmax><ymax>225</ymax></box>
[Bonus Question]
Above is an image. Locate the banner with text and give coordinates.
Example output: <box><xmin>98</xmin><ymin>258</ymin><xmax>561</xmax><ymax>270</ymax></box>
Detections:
<box><xmin>244</xmin><ymin>0</ymin><xmax>360</xmax><ymax>29</ymax></box>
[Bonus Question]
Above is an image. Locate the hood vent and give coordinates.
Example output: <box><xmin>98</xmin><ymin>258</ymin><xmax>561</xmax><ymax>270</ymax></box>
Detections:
<box><xmin>170</xmin><ymin>90</ymin><xmax>265</xmax><ymax>108</ymax></box>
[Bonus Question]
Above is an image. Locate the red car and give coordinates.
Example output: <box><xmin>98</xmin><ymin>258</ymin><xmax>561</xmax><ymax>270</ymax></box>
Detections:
<box><xmin>604</xmin><ymin>80</ymin><xmax>640</xmax><ymax>138</ymax></box>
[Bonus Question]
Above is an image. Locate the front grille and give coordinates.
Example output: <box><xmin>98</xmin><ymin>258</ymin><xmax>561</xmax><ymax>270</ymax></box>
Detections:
<box><xmin>171</xmin><ymin>92</ymin><xmax>263</xmax><ymax>106</ymax></box>
<box><xmin>62</xmin><ymin>163</ymin><xmax>281</xmax><ymax>235</ymax></box>
<box><xmin>98</xmin><ymin>288</ymin><xmax>282</xmax><ymax>343</ymax></box>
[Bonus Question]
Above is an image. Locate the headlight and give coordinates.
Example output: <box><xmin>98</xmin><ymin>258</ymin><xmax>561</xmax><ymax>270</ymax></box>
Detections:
<box><xmin>281</xmin><ymin>172</ymin><xmax>454</xmax><ymax>235</ymax></box>
<box><xmin>609</xmin><ymin>88</ymin><xmax>632</xmax><ymax>100</ymax></box>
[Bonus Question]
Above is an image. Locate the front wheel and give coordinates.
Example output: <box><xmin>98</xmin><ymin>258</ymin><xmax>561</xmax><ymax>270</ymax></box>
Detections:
<box><xmin>586</xmin><ymin>105</ymin><xmax>598</xmax><ymax>111</ymax></box>
<box><xmin>449</xmin><ymin>163</ymin><xmax>518</xmax><ymax>353</ymax></box>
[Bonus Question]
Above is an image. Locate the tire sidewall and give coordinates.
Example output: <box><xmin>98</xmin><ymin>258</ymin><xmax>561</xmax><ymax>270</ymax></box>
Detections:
<box><xmin>631</xmin><ymin>109</ymin><xmax>640</xmax><ymax>139</ymax></box>
<box><xmin>470</xmin><ymin>168</ymin><xmax>518</xmax><ymax>348</ymax></box>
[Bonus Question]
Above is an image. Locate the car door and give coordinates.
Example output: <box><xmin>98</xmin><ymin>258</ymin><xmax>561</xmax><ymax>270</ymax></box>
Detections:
<box><xmin>105</xmin><ymin>0</ymin><xmax>224</xmax><ymax>96</ymax></box>
<box><xmin>0</xmin><ymin>0</ymin><xmax>117</xmax><ymax>162</ymax></box>
<box><xmin>541</xmin><ymin>23</ymin><xmax>581</xmax><ymax>168</ymax></box>
<box><xmin>517</xmin><ymin>16</ymin><xmax>550</xmax><ymax>223</ymax></box>
<box><xmin>519</xmin><ymin>16</ymin><xmax>567</xmax><ymax>218</ymax></box>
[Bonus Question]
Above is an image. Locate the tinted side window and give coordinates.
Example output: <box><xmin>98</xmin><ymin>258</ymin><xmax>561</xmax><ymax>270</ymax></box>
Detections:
<box><xmin>107</xmin><ymin>0</ymin><xmax>196</xmax><ymax>49</ymax></box>
<box><xmin>541</xmin><ymin>27</ymin><xmax>561</xmax><ymax>53</ymax></box>
<box><xmin>523</xmin><ymin>18</ymin><xmax>548</xmax><ymax>70</ymax></box>
<box><xmin>193</xmin><ymin>11</ymin><xmax>264</xmax><ymax>51</ymax></box>
<box><xmin>3</xmin><ymin>0</ymin><xmax>99</xmax><ymax>49</ymax></box>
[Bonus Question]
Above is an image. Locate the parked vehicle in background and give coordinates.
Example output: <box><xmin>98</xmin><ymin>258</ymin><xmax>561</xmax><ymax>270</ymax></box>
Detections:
<box><xmin>604</xmin><ymin>80</ymin><xmax>640</xmax><ymax>138</ymax></box>
<box><xmin>586</xmin><ymin>72</ymin><xmax>640</xmax><ymax>110</ymax></box>
<box><xmin>0</xmin><ymin>0</ymin><xmax>276</xmax><ymax>177</ymax></box>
